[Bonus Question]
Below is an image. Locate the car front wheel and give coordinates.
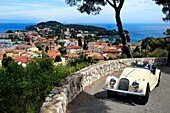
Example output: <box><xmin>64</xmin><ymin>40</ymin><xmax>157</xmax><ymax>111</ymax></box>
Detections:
<box><xmin>107</xmin><ymin>90</ymin><xmax>117</xmax><ymax>98</ymax></box>
<box><xmin>138</xmin><ymin>85</ymin><xmax>150</xmax><ymax>105</ymax></box>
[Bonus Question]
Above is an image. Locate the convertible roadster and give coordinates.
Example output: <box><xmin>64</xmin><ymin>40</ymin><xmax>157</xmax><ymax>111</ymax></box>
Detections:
<box><xmin>103</xmin><ymin>61</ymin><xmax>161</xmax><ymax>104</ymax></box>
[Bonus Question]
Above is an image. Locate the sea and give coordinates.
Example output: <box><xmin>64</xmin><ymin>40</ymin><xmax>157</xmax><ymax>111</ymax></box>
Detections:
<box><xmin>0</xmin><ymin>23</ymin><xmax>169</xmax><ymax>42</ymax></box>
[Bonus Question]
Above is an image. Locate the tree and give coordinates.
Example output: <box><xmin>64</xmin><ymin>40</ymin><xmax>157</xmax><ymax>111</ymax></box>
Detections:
<box><xmin>134</xmin><ymin>46</ymin><xmax>140</xmax><ymax>53</ymax></box>
<box><xmin>78</xmin><ymin>38</ymin><xmax>82</xmax><ymax>47</ymax></box>
<box><xmin>58</xmin><ymin>46</ymin><xmax>66</xmax><ymax>56</ymax></box>
<box><xmin>45</xmin><ymin>46</ymin><xmax>49</xmax><ymax>53</ymax></box>
<box><xmin>1</xmin><ymin>56</ymin><xmax>14</xmax><ymax>68</ymax></box>
<box><xmin>6</xmin><ymin>30</ymin><xmax>13</xmax><ymax>33</ymax></box>
<box><xmin>83</xmin><ymin>40</ymin><xmax>88</xmax><ymax>50</ymax></box>
<box><xmin>164</xmin><ymin>29</ymin><xmax>170</xmax><ymax>66</ymax></box>
<box><xmin>164</xmin><ymin>29</ymin><xmax>170</xmax><ymax>36</ymax></box>
<box><xmin>54</xmin><ymin>56</ymin><xmax>62</xmax><ymax>62</ymax></box>
<box><xmin>65</xmin><ymin>0</ymin><xmax>133</xmax><ymax>58</ymax></box>
<box><xmin>35</xmin><ymin>42</ymin><xmax>43</xmax><ymax>50</ymax></box>
<box><xmin>154</xmin><ymin>0</ymin><xmax>170</xmax><ymax>21</ymax></box>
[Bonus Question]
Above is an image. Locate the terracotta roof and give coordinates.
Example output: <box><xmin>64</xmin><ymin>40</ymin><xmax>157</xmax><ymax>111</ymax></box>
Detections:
<box><xmin>47</xmin><ymin>50</ymin><xmax>60</xmax><ymax>58</ymax></box>
<box><xmin>103</xmin><ymin>49</ymin><xmax>121</xmax><ymax>53</ymax></box>
<box><xmin>48</xmin><ymin>50</ymin><xmax>59</xmax><ymax>53</ymax></box>
<box><xmin>78</xmin><ymin>50</ymin><xmax>87</xmax><ymax>53</ymax></box>
<box><xmin>0</xmin><ymin>51</ymin><xmax>4</xmax><ymax>55</ymax></box>
<box><xmin>98</xmin><ymin>45</ymin><xmax>105</xmax><ymax>49</ymax></box>
<box><xmin>87</xmin><ymin>53</ymin><xmax>104</xmax><ymax>60</ymax></box>
<box><xmin>13</xmin><ymin>56</ymin><xmax>29</xmax><ymax>61</ymax></box>
<box><xmin>64</xmin><ymin>53</ymin><xmax>79</xmax><ymax>58</ymax></box>
<box><xmin>13</xmin><ymin>50</ymin><xmax>21</xmax><ymax>53</ymax></box>
<box><xmin>41</xmin><ymin>37</ymin><xmax>47</xmax><ymax>40</ymax></box>
<box><xmin>12</xmin><ymin>55</ymin><xmax>33</xmax><ymax>63</ymax></box>
<box><xmin>20</xmin><ymin>58</ymin><xmax>33</xmax><ymax>63</ymax></box>
<box><xmin>5</xmin><ymin>49</ymin><xmax>14</xmax><ymax>53</ymax></box>
<box><xmin>0</xmin><ymin>46</ymin><xmax>4</xmax><ymax>48</ymax></box>
<box><xmin>106</xmin><ymin>53</ymin><xmax>115</xmax><ymax>59</ymax></box>
<box><xmin>48</xmin><ymin>52</ymin><xmax>60</xmax><ymax>57</ymax></box>
<box><xmin>48</xmin><ymin>38</ymin><xmax>54</xmax><ymax>41</ymax></box>
<box><xmin>66</xmin><ymin>46</ymin><xmax>82</xmax><ymax>49</ymax></box>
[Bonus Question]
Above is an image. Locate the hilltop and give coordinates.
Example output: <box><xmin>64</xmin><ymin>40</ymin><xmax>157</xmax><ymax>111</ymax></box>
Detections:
<box><xmin>25</xmin><ymin>21</ymin><xmax>109</xmax><ymax>35</ymax></box>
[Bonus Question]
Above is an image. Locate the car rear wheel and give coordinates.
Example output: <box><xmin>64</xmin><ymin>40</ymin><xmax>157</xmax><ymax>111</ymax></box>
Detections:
<box><xmin>156</xmin><ymin>72</ymin><xmax>161</xmax><ymax>87</ymax></box>
<box><xmin>138</xmin><ymin>85</ymin><xmax>150</xmax><ymax>105</ymax></box>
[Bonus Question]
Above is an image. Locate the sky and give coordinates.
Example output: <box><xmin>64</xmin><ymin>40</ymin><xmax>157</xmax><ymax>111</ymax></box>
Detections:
<box><xmin>0</xmin><ymin>0</ymin><xmax>165</xmax><ymax>23</ymax></box>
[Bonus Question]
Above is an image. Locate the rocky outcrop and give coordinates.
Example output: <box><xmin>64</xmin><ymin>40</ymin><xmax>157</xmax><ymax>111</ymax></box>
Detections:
<box><xmin>40</xmin><ymin>57</ymin><xmax>167</xmax><ymax>113</ymax></box>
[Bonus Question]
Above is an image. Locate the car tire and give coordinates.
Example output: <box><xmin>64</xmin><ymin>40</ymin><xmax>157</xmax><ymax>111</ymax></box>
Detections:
<box><xmin>156</xmin><ymin>72</ymin><xmax>161</xmax><ymax>87</ymax></box>
<box><xmin>138</xmin><ymin>85</ymin><xmax>150</xmax><ymax>105</ymax></box>
<box><xmin>107</xmin><ymin>90</ymin><xmax>117</xmax><ymax>97</ymax></box>
<box><xmin>107</xmin><ymin>90</ymin><xmax>113</xmax><ymax>98</ymax></box>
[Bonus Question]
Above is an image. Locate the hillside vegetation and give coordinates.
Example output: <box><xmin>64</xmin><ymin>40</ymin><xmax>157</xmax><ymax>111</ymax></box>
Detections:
<box><xmin>133</xmin><ymin>37</ymin><xmax>170</xmax><ymax>58</ymax></box>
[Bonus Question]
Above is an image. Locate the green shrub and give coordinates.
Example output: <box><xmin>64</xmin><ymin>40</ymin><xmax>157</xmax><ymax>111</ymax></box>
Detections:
<box><xmin>115</xmin><ymin>54</ymin><xmax>127</xmax><ymax>59</ymax></box>
<box><xmin>0</xmin><ymin>57</ymin><xmax>91</xmax><ymax>113</ymax></box>
<box><xmin>148</xmin><ymin>48</ymin><xmax>168</xmax><ymax>57</ymax></box>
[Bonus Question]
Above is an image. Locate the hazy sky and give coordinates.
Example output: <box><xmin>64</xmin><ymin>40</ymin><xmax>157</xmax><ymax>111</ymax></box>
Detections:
<box><xmin>0</xmin><ymin>0</ymin><xmax>165</xmax><ymax>23</ymax></box>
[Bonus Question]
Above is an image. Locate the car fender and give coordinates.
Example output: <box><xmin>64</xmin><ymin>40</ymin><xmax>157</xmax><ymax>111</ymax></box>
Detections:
<box><xmin>137</xmin><ymin>81</ymin><xmax>149</xmax><ymax>95</ymax></box>
<box><xmin>156</xmin><ymin>69</ymin><xmax>161</xmax><ymax>79</ymax></box>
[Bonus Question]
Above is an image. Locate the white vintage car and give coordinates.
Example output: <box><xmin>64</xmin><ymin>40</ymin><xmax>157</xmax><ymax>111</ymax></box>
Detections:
<box><xmin>103</xmin><ymin>61</ymin><xmax>161</xmax><ymax>104</ymax></box>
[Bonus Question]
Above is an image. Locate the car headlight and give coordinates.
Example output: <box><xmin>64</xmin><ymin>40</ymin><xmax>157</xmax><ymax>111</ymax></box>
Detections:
<box><xmin>132</xmin><ymin>82</ymin><xmax>139</xmax><ymax>89</ymax></box>
<box><xmin>110</xmin><ymin>78</ymin><xmax>116</xmax><ymax>88</ymax></box>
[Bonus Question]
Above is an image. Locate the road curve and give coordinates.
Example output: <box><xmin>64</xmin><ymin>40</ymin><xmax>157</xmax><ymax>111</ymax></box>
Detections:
<box><xmin>67</xmin><ymin>66</ymin><xmax>170</xmax><ymax>113</ymax></box>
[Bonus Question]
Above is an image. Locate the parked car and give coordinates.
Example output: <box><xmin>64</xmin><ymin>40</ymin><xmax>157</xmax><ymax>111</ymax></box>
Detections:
<box><xmin>103</xmin><ymin>61</ymin><xmax>161</xmax><ymax>104</ymax></box>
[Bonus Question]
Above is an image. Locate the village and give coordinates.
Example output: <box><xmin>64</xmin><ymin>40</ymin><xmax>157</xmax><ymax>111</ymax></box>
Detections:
<box><xmin>0</xmin><ymin>24</ymin><xmax>129</xmax><ymax>67</ymax></box>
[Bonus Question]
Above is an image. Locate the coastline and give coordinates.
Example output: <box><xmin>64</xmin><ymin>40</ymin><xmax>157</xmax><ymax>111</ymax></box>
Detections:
<box><xmin>0</xmin><ymin>23</ymin><xmax>169</xmax><ymax>42</ymax></box>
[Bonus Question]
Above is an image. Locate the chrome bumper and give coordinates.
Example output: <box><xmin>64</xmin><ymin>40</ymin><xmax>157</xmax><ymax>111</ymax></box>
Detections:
<box><xmin>103</xmin><ymin>86</ymin><xmax>145</xmax><ymax>96</ymax></box>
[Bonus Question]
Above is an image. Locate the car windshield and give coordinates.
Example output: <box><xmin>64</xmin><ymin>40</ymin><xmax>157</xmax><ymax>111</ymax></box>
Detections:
<box><xmin>135</xmin><ymin>61</ymin><xmax>152</xmax><ymax>70</ymax></box>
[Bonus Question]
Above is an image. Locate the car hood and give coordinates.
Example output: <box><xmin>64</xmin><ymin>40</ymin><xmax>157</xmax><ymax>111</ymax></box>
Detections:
<box><xmin>120</xmin><ymin>67</ymin><xmax>150</xmax><ymax>82</ymax></box>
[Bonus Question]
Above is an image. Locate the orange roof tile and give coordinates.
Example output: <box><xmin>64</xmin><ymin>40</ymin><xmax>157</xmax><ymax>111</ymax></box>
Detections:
<box><xmin>12</xmin><ymin>55</ymin><xmax>33</xmax><ymax>63</ymax></box>
<box><xmin>98</xmin><ymin>45</ymin><xmax>105</xmax><ymax>49</ymax></box>
<box><xmin>66</xmin><ymin>46</ymin><xmax>82</xmax><ymax>49</ymax></box>
<box><xmin>78</xmin><ymin>50</ymin><xmax>87</xmax><ymax>53</ymax></box>
<box><xmin>20</xmin><ymin>58</ymin><xmax>33</xmax><ymax>63</ymax></box>
<box><xmin>48</xmin><ymin>38</ymin><xmax>54</xmax><ymax>41</ymax></box>
<box><xmin>106</xmin><ymin>53</ymin><xmax>115</xmax><ymax>59</ymax></box>
<box><xmin>103</xmin><ymin>49</ymin><xmax>121</xmax><ymax>53</ymax></box>
<box><xmin>64</xmin><ymin>53</ymin><xmax>79</xmax><ymax>58</ymax></box>
<box><xmin>13</xmin><ymin>50</ymin><xmax>21</xmax><ymax>53</ymax></box>
<box><xmin>48</xmin><ymin>52</ymin><xmax>60</xmax><ymax>57</ymax></box>
<box><xmin>13</xmin><ymin>56</ymin><xmax>29</xmax><ymax>61</ymax></box>
<box><xmin>41</xmin><ymin>37</ymin><xmax>47</xmax><ymax>40</ymax></box>
<box><xmin>5</xmin><ymin>49</ymin><xmax>14</xmax><ymax>53</ymax></box>
<box><xmin>48</xmin><ymin>50</ymin><xmax>59</xmax><ymax>53</ymax></box>
<box><xmin>0</xmin><ymin>51</ymin><xmax>4</xmax><ymax>55</ymax></box>
<box><xmin>88</xmin><ymin>53</ymin><xmax>104</xmax><ymax>60</ymax></box>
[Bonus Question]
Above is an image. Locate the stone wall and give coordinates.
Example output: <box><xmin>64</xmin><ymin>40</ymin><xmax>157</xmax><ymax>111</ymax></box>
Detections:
<box><xmin>40</xmin><ymin>57</ymin><xmax>167</xmax><ymax>113</ymax></box>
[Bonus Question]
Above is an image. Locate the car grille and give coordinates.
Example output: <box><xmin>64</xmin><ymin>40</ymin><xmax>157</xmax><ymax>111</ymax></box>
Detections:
<box><xmin>118</xmin><ymin>78</ymin><xmax>129</xmax><ymax>91</ymax></box>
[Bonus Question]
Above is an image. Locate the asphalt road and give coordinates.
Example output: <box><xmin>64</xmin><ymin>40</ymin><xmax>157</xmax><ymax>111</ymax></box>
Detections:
<box><xmin>67</xmin><ymin>66</ymin><xmax>170</xmax><ymax>113</ymax></box>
